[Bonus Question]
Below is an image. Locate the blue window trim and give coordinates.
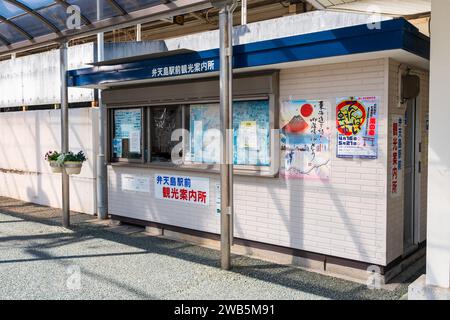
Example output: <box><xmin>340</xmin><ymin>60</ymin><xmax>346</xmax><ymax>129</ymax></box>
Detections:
<box><xmin>68</xmin><ymin>18</ymin><xmax>430</xmax><ymax>88</ymax></box>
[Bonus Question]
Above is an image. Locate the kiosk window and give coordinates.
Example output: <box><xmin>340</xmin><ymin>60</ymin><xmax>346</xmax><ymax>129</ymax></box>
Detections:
<box><xmin>149</xmin><ymin>106</ymin><xmax>183</xmax><ymax>162</ymax></box>
<box><xmin>112</xmin><ymin>108</ymin><xmax>142</xmax><ymax>160</ymax></box>
<box><xmin>188</xmin><ymin>100</ymin><xmax>271</xmax><ymax>166</ymax></box>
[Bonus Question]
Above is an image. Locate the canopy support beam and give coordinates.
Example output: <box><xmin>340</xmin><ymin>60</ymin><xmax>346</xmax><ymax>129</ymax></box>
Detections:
<box><xmin>215</xmin><ymin>0</ymin><xmax>237</xmax><ymax>271</ymax></box>
<box><xmin>60</xmin><ymin>42</ymin><xmax>70</xmax><ymax>228</ymax></box>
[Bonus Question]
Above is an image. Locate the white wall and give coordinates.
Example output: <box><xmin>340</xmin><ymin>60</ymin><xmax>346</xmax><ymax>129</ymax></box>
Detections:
<box><xmin>0</xmin><ymin>108</ymin><xmax>98</xmax><ymax>214</ymax></box>
<box><xmin>426</xmin><ymin>0</ymin><xmax>450</xmax><ymax>289</ymax></box>
<box><xmin>0</xmin><ymin>43</ymin><xmax>95</xmax><ymax>108</ymax></box>
<box><xmin>164</xmin><ymin>11</ymin><xmax>391</xmax><ymax>51</ymax></box>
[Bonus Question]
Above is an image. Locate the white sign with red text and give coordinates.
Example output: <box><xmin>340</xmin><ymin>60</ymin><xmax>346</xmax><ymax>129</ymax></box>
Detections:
<box><xmin>154</xmin><ymin>174</ymin><xmax>210</xmax><ymax>206</ymax></box>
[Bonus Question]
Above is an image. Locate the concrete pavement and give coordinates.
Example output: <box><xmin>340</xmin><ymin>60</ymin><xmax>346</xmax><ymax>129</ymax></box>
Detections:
<box><xmin>0</xmin><ymin>197</ymin><xmax>413</xmax><ymax>300</ymax></box>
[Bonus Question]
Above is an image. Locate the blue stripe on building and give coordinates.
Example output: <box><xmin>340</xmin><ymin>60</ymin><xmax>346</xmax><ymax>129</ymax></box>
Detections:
<box><xmin>68</xmin><ymin>19</ymin><xmax>430</xmax><ymax>88</ymax></box>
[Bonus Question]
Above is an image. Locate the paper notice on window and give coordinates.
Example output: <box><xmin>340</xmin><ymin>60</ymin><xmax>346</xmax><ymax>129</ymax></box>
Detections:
<box><xmin>238</xmin><ymin>121</ymin><xmax>257</xmax><ymax>149</ymax></box>
<box><xmin>129</xmin><ymin>130</ymin><xmax>141</xmax><ymax>153</ymax></box>
<box><xmin>122</xmin><ymin>174</ymin><xmax>150</xmax><ymax>193</ymax></box>
<box><xmin>113</xmin><ymin>138</ymin><xmax>122</xmax><ymax>158</ymax></box>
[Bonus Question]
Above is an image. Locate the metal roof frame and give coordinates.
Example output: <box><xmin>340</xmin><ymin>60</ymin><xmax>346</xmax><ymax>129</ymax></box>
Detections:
<box><xmin>106</xmin><ymin>0</ymin><xmax>128</xmax><ymax>16</ymax></box>
<box><xmin>53</xmin><ymin>0</ymin><xmax>92</xmax><ymax>26</ymax></box>
<box><xmin>4</xmin><ymin>0</ymin><xmax>62</xmax><ymax>35</ymax></box>
<box><xmin>0</xmin><ymin>0</ymin><xmax>212</xmax><ymax>56</ymax></box>
<box><xmin>0</xmin><ymin>13</ymin><xmax>34</xmax><ymax>40</ymax></box>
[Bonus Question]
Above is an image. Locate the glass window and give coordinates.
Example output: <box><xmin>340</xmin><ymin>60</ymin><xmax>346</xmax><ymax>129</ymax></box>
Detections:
<box><xmin>188</xmin><ymin>103</ymin><xmax>220</xmax><ymax>164</ymax></box>
<box><xmin>187</xmin><ymin>100</ymin><xmax>271</xmax><ymax>166</ymax></box>
<box><xmin>112</xmin><ymin>108</ymin><xmax>142</xmax><ymax>160</ymax></box>
<box><xmin>233</xmin><ymin>100</ymin><xmax>270</xmax><ymax>166</ymax></box>
<box><xmin>149</xmin><ymin>105</ymin><xmax>182</xmax><ymax>162</ymax></box>
<box><xmin>109</xmin><ymin>99</ymin><xmax>273</xmax><ymax>171</ymax></box>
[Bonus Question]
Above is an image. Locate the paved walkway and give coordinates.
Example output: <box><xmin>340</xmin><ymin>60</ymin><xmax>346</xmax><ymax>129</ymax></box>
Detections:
<box><xmin>0</xmin><ymin>197</ymin><xmax>414</xmax><ymax>300</ymax></box>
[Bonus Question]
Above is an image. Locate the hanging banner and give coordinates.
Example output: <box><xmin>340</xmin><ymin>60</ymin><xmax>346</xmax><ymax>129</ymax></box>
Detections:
<box><xmin>336</xmin><ymin>96</ymin><xmax>379</xmax><ymax>159</ymax></box>
<box><xmin>280</xmin><ymin>100</ymin><xmax>331</xmax><ymax>179</ymax></box>
<box><xmin>391</xmin><ymin>115</ymin><xmax>404</xmax><ymax>197</ymax></box>
<box><xmin>155</xmin><ymin>174</ymin><xmax>210</xmax><ymax>206</ymax></box>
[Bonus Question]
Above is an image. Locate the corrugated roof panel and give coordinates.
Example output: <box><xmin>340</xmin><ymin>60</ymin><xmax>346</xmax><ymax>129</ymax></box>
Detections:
<box><xmin>17</xmin><ymin>0</ymin><xmax>55</xmax><ymax>10</ymax></box>
<box><xmin>0</xmin><ymin>1</ymin><xmax>24</xmax><ymax>18</ymax></box>
<box><xmin>0</xmin><ymin>0</ymin><xmax>210</xmax><ymax>54</ymax></box>
<box><xmin>0</xmin><ymin>21</ymin><xmax>27</xmax><ymax>42</ymax></box>
<box><xmin>9</xmin><ymin>12</ymin><xmax>53</xmax><ymax>37</ymax></box>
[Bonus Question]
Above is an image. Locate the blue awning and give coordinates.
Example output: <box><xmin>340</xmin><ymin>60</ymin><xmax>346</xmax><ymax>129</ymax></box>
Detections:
<box><xmin>68</xmin><ymin>18</ymin><xmax>430</xmax><ymax>88</ymax></box>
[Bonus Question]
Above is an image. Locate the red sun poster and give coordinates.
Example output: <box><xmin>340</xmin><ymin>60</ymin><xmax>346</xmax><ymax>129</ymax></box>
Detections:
<box><xmin>280</xmin><ymin>100</ymin><xmax>331</xmax><ymax>180</ymax></box>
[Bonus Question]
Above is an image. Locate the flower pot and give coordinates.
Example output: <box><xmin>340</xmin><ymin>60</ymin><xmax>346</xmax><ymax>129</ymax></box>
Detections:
<box><xmin>49</xmin><ymin>161</ymin><xmax>62</xmax><ymax>173</ymax></box>
<box><xmin>64</xmin><ymin>161</ymin><xmax>83</xmax><ymax>175</ymax></box>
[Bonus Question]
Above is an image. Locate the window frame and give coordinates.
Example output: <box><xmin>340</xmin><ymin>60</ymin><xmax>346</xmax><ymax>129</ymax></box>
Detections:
<box><xmin>109</xmin><ymin>107</ymin><xmax>145</xmax><ymax>164</ymax></box>
<box><xmin>108</xmin><ymin>94</ymin><xmax>279</xmax><ymax>177</ymax></box>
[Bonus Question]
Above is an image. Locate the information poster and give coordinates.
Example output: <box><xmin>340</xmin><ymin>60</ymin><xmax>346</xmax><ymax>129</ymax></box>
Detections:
<box><xmin>238</xmin><ymin>121</ymin><xmax>258</xmax><ymax>149</ymax></box>
<box><xmin>391</xmin><ymin>115</ymin><xmax>404</xmax><ymax>197</ymax></box>
<box><xmin>113</xmin><ymin>109</ymin><xmax>142</xmax><ymax>158</ymax></box>
<box><xmin>280</xmin><ymin>100</ymin><xmax>331</xmax><ymax>179</ymax></box>
<box><xmin>155</xmin><ymin>174</ymin><xmax>210</xmax><ymax>206</ymax></box>
<box><xmin>233</xmin><ymin>100</ymin><xmax>270</xmax><ymax>166</ymax></box>
<box><xmin>336</xmin><ymin>96</ymin><xmax>379</xmax><ymax>159</ymax></box>
<box><xmin>121</xmin><ymin>174</ymin><xmax>151</xmax><ymax>193</ymax></box>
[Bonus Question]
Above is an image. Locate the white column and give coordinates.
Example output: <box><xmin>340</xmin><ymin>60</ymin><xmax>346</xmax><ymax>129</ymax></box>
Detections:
<box><xmin>426</xmin><ymin>0</ymin><xmax>450</xmax><ymax>289</ymax></box>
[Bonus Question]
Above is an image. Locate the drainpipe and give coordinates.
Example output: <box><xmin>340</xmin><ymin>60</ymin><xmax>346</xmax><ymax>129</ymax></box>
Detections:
<box><xmin>60</xmin><ymin>42</ymin><xmax>70</xmax><ymax>228</ymax></box>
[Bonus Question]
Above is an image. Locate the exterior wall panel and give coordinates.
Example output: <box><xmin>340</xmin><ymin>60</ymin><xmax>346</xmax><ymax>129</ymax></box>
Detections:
<box><xmin>386</xmin><ymin>59</ymin><xmax>429</xmax><ymax>263</ymax></box>
<box><xmin>0</xmin><ymin>43</ymin><xmax>95</xmax><ymax>108</ymax></box>
<box><xmin>108</xmin><ymin>59</ymin><xmax>391</xmax><ymax>265</ymax></box>
<box><xmin>0</xmin><ymin>108</ymin><xmax>98</xmax><ymax>214</ymax></box>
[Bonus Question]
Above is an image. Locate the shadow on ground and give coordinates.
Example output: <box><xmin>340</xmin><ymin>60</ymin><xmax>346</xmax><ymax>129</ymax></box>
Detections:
<box><xmin>0</xmin><ymin>196</ymin><xmax>415</xmax><ymax>300</ymax></box>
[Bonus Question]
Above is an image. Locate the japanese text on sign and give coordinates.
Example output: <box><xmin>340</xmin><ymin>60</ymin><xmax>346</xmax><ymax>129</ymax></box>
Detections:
<box><xmin>391</xmin><ymin>115</ymin><xmax>404</xmax><ymax>196</ymax></box>
<box><xmin>154</xmin><ymin>174</ymin><xmax>210</xmax><ymax>206</ymax></box>
<box><xmin>151</xmin><ymin>60</ymin><xmax>216</xmax><ymax>79</ymax></box>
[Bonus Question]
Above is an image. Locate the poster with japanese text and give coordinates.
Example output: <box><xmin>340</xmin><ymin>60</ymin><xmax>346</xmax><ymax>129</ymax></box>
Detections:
<box><xmin>154</xmin><ymin>174</ymin><xmax>210</xmax><ymax>206</ymax></box>
<box><xmin>280</xmin><ymin>100</ymin><xmax>331</xmax><ymax>179</ymax></box>
<box><xmin>336</xmin><ymin>97</ymin><xmax>379</xmax><ymax>159</ymax></box>
<box><xmin>391</xmin><ymin>115</ymin><xmax>404</xmax><ymax>197</ymax></box>
<box><xmin>113</xmin><ymin>109</ymin><xmax>142</xmax><ymax>158</ymax></box>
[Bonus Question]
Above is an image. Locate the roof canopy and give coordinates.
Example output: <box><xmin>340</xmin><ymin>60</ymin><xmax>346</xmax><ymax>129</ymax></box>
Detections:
<box><xmin>306</xmin><ymin>0</ymin><xmax>430</xmax><ymax>16</ymax></box>
<box><xmin>0</xmin><ymin>0</ymin><xmax>211</xmax><ymax>55</ymax></box>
